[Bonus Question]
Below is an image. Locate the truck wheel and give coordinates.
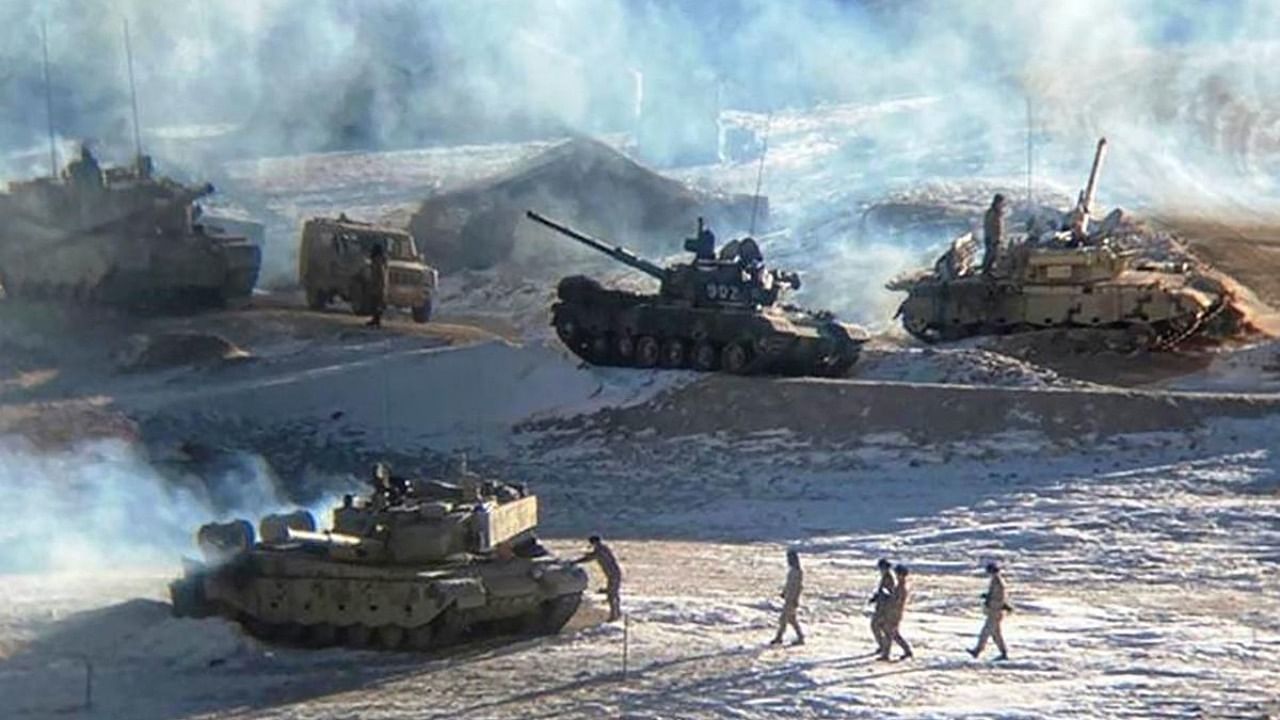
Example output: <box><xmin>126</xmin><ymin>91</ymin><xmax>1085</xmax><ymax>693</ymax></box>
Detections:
<box><xmin>411</xmin><ymin>297</ymin><xmax>432</xmax><ymax>324</ymax></box>
<box><xmin>306</xmin><ymin>288</ymin><xmax>329</xmax><ymax>310</ymax></box>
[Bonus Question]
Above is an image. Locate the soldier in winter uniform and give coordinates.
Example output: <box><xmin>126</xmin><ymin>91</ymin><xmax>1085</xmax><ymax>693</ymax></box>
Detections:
<box><xmin>879</xmin><ymin>564</ymin><xmax>913</xmax><ymax>661</ymax></box>
<box><xmin>867</xmin><ymin>558</ymin><xmax>896</xmax><ymax>655</ymax></box>
<box><xmin>968</xmin><ymin>562</ymin><xmax>1011</xmax><ymax>660</ymax></box>
<box><xmin>576</xmin><ymin>535</ymin><xmax>623</xmax><ymax>621</ymax></box>
<box><xmin>366</xmin><ymin>242</ymin><xmax>389</xmax><ymax>327</ymax></box>
<box><xmin>771</xmin><ymin>548</ymin><xmax>806</xmax><ymax>646</ymax></box>
<box><xmin>982</xmin><ymin>193</ymin><xmax>1007</xmax><ymax>274</ymax></box>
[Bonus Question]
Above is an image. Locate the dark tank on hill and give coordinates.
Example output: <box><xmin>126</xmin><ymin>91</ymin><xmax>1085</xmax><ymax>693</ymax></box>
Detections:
<box><xmin>0</xmin><ymin>146</ymin><xmax>260</xmax><ymax>311</ymax></box>
<box><xmin>170</xmin><ymin>461</ymin><xmax>587</xmax><ymax>652</ymax></box>
<box><xmin>527</xmin><ymin>210</ymin><xmax>868</xmax><ymax>376</ymax></box>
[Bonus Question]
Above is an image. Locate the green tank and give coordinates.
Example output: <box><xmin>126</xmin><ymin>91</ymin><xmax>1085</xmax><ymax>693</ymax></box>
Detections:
<box><xmin>526</xmin><ymin>210</ymin><xmax>868</xmax><ymax>376</ymax></box>
<box><xmin>169</xmin><ymin>463</ymin><xmax>587</xmax><ymax>652</ymax></box>
<box><xmin>0</xmin><ymin>149</ymin><xmax>260</xmax><ymax>310</ymax></box>
<box><xmin>887</xmin><ymin>138</ymin><xmax>1230</xmax><ymax>348</ymax></box>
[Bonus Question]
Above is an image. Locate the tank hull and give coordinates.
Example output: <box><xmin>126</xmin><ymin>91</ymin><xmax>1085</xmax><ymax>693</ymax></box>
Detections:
<box><xmin>170</xmin><ymin>551</ymin><xmax>586</xmax><ymax>651</ymax></box>
<box><xmin>552</xmin><ymin>276</ymin><xmax>866</xmax><ymax>376</ymax></box>
<box><xmin>894</xmin><ymin>272</ymin><xmax>1223</xmax><ymax>347</ymax></box>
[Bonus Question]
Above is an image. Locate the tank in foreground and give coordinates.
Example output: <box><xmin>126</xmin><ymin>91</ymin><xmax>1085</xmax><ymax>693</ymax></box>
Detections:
<box><xmin>170</xmin><ymin>464</ymin><xmax>587</xmax><ymax>651</ymax></box>
<box><xmin>527</xmin><ymin>211</ymin><xmax>868</xmax><ymax>376</ymax></box>
<box><xmin>887</xmin><ymin>138</ymin><xmax>1230</xmax><ymax>348</ymax></box>
<box><xmin>0</xmin><ymin>149</ymin><xmax>261</xmax><ymax>311</ymax></box>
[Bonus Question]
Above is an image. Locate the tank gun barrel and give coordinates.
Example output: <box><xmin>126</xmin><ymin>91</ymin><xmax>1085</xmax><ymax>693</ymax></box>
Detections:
<box><xmin>525</xmin><ymin>210</ymin><xmax>667</xmax><ymax>281</ymax></box>
<box><xmin>1081</xmin><ymin>137</ymin><xmax>1108</xmax><ymax>214</ymax></box>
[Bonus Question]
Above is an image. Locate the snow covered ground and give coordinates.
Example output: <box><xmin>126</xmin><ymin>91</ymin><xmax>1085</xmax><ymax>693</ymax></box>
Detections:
<box><xmin>2</xmin><ymin>418</ymin><xmax>1277</xmax><ymax>719</ymax></box>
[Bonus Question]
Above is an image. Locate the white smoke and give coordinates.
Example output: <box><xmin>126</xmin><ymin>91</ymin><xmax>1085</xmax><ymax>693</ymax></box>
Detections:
<box><xmin>0</xmin><ymin>435</ymin><xmax>297</xmax><ymax>573</ymax></box>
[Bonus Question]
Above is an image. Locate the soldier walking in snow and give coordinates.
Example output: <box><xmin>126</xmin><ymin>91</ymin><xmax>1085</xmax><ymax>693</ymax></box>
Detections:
<box><xmin>982</xmin><ymin>193</ymin><xmax>1006</xmax><ymax>274</ymax></box>
<box><xmin>576</xmin><ymin>535</ymin><xmax>623</xmax><ymax>622</ymax></box>
<box><xmin>879</xmin><ymin>564</ymin><xmax>913</xmax><ymax>661</ymax></box>
<box><xmin>770</xmin><ymin>548</ymin><xmax>806</xmax><ymax>646</ymax></box>
<box><xmin>968</xmin><ymin>562</ymin><xmax>1011</xmax><ymax>660</ymax></box>
<box><xmin>867</xmin><ymin>558</ymin><xmax>896</xmax><ymax>655</ymax></box>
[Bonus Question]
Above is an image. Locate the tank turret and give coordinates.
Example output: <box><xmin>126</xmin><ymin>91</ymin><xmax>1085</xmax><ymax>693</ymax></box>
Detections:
<box><xmin>168</xmin><ymin>462</ymin><xmax>587</xmax><ymax>652</ymax></box>
<box><xmin>525</xmin><ymin>210</ymin><xmax>866</xmax><ymax>376</ymax></box>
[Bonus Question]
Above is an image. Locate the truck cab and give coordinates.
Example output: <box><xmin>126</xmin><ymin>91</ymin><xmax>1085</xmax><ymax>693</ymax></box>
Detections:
<box><xmin>299</xmin><ymin>215</ymin><xmax>438</xmax><ymax>322</ymax></box>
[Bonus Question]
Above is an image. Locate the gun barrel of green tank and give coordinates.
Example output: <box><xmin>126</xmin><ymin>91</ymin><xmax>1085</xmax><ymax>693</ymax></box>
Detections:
<box><xmin>525</xmin><ymin>210</ymin><xmax>667</xmax><ymax>281</ymax></box>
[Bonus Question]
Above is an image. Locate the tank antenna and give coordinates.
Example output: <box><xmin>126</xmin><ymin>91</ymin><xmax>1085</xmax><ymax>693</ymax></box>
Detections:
<box><xmin>749</xmin><ymin>112</ymin><xmax>772</xmax><ymax>236</ymax></box>
<box><xmin>41</xmin><ymin>19</ymin><xmax>58</xmax><ymax>178</ymax></box>
<box><xmin>123</xmin><ymin>18</ymin><xmax>144</xmax><ymax>165</ymax></box>
<box><xmin>1025</xmin><ymin>95</ymin><xmax>1034</xmax><ymax>207</ymax></box>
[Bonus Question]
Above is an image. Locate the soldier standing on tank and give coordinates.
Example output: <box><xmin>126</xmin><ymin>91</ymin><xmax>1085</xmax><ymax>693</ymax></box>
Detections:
<box><xmin>366</xmin><ymin>242</ymin><xmax>389</xmax><ymax>328</ymax></box>
<box><xmin>968</xmin><ymin>562</ymin><xmax>1012</xmax><ymax>660</ymax></box>
<box><xmin>867</xmin><ymin>558</ymin><xmax>896</xmax><ymax>656</ymax></box>
<box><xmin>770</xmin><ymin>548</ymin><xmax>805</xmax><ymax>646</ymax></box>
<box><xmin>982</xmin><ymin>193</ymin><xmax>1006</xmax><ymax>275</ymax></box>
<box><xmin>576</xmin><ymin>535</ymin><xmax>622</xmax><ymax>622</ymax></box>
<box><xmin>879</xmin><ymin>564</ymin><xmax>913</xmax><ymax>661</ymax></box>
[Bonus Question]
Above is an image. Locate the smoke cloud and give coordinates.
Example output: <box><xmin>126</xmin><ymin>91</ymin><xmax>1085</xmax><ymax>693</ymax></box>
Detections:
<box><xmin>0</xmin><ymin>435</ymin><xmax>324</xmax><ymax>573</ymax></box>
<box><xmin>3</xmin><ymin>1</ymin><xmax>1279</xmax><ymax>316</ymax></box>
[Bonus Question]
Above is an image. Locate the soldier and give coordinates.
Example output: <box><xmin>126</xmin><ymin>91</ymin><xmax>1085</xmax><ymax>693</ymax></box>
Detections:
<box><xmin>982</xmin><ymin>193</ymin><xmax>1006</xmax><ymax>274</ymax></box>
<box><xmin>685</xmin><ymin>217</ymin><xmax>717</xmax><ymax>261</ymax></box>
<box><xmin>866</xmin><ymin>557</ymin><xmax>895</xmax><ymax>655</ymax></box>
<box><xmin>366</xmin><ymin>242</ymin><xmax>389</xmax><ymax>328</ymax></box>
<box><xmin>770</xmin><ymin>548</ymin><xmax>805</xmax><ymax>646</ymax></box>
<box><xmin>368</xmin><ymin>462</ymin><xmax>393</xmax><ymax>509</ymax></box>
<box><xmin>968</xmin><ymin>562</ymin><xmax>1011</xmax><ymax>660</ymax></box>
<box><xmin>879</xmin><ymin>564</ymin><xmax>913</xmax><ymax>661</ymax></box>
<box><xmin>576</xmin><ymin>535</ymin><xmax>622</xmax><ymax>622</ymax></box>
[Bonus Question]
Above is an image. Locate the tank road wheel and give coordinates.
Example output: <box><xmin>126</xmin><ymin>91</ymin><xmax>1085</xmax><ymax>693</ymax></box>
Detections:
<box><xmin>343</xmin><ymin>623</ymin><xmax>374</xmax><ymax>648</ymax></box>
<box><xmin>554</xmin><ymin>315</ymin><xmax>581</xmax><ymax>349</ymax></box>
<box><xmin>307</xmin><ymin>623</ymin><xmax>338</xmax><ymax>648</ymax></box>
<box><xmin>376</xmin><ymin>624</ymin><xmax>406</xmax><ymax>651</ymax></box>
<box><xmin>616</xmin><ymin>335</ymin><xmax>636</xmax><ymax>365</ymax></box>
<box><xmin>407</xmin><ymin>624</ymin><xmax>435</xmax><ymax>651</ymax></box>
<box><xmin>586</xmin><ymin>333</ymin><xmax>613</xmax><ymax>364</ymax></box>
<box><xmin>305</xmin><ymin>287</ymin><xmax>329</xmax><ymax>311</ymax></box>
<box><xmin>721</xmin><ymin>342</ymin><xmax>751</xmax><ymax>374</ymax></box>
<box><xmin>431</xmin><ymin>606</ymin><xmax>466</xmax><ymax>647</ymax></box>
<box><xmin>635</xmin><ymin>336</ymin><xmax>660</xmax><ymax>368</ymax></box>
<box><xmin>691</xmin><ymin>340</ymin><xmax>719</xmax><ymax>372</ymax></box>
<box><xmin>660</xmin><ymin>338</ymin><xmax>687</xmax><ymax>368</ymax></box>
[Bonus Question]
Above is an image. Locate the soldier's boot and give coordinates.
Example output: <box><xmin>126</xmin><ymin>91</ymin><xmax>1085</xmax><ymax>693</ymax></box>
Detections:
<box><xmin>995</xmin><ymin>652</ymin><xmax>1009</xmax><ymax>661</ymax></box>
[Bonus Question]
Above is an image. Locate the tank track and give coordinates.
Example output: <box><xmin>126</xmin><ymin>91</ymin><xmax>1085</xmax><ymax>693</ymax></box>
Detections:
<box><xmin>172</xmin><ymin>574</ymin><xmax>582</xmax><ymax>653</ymax></box>
<box><xmin>0</xmin><ymin>274</ymin><xmax>235</xmax><ymax>312</ymax></box>
<box><xmin>899</xmin><ymin>310</ymin><xmax>1218</xmax><ymax>350</ymax></box>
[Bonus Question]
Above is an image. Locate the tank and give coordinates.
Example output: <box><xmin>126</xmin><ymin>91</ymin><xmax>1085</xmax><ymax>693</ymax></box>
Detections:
<box><xmin>526</xmin><ymin>211</ymin><xmax>869</xmax><ymax>376</ymax></box>
<box><xmin>169</xmin><ymin>462</ymin><xmax>588</xmax><ymax>652</ymax></box>
<box><xmin>0</xmin><ymin>148</ymin><xmax>261</xmax><ymax>310</ymax></box>
<box><xmin>887</xmin><ymin>138</ymin><xmax>1230</xmax><ymax>348</ymax></box>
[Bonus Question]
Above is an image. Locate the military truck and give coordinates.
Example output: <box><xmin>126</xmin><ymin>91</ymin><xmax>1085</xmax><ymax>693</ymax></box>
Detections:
<box><xmin>0</xmin><ymin>148</ymin><xmax>260</xmax><ymax>309</ymax></box>
<box><xmin>299</xmin><ymin>215</ymin><xmax>438</xmax><ymax>323</ymax></box>
<box><xmin>887</xmin><ymin>138</ymin><xmax>1231</xmax><ymax>348</ymax></box>
<box><xmin>526</xmin><ymin>210</ymin><xmax>868</xmax><ymax>376</ymax></box>
<box><xmin>170</xmin><ymin>462</ymin><xmax>587</xmax><ymax>651</ymax></box>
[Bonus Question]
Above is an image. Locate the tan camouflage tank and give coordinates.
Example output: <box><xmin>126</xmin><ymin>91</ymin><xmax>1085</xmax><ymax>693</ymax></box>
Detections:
<box><xmin>0</xmin><ymin>148</ymin><xmax>260</xmax><ymax>310</ymax></box>
<box><xmin>887</xmin><ymin>139</ymin><xmax>1230</xmax><ymax>348</ymax></box>
<box><xmin>170</xmin><ymin>462</ymin><xmax>587</xmax><ymax>651</ymax></box>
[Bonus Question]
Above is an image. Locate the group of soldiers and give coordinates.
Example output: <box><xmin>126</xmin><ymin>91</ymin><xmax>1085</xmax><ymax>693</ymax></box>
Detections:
<box><xmin>574</xmin><ymin>538</ymin><xmax>1012</xmax><ymax>661</ymax></box>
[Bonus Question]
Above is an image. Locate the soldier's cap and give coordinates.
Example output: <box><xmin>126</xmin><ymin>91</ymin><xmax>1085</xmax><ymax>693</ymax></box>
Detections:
<box><xmin>993</xmin><ymin>193</ymin><xmax>1006</xmax><ymax>204</ymax></box>
<box><xmin>986</xmin><ymin>562</ymin><xmax>1000</xmax><ymax>573</ymax></box>
<box><xmin>588</xmin><ymin>534</ymin><xmax>602</xmax><ymax>544</ymax></box>
<box><xmin>877</xmin><ymin>558</ymin><xmax>891</xmax><ymax>569</ymax></box>
<box><xmin>894</xmin><ymin>564</ymin><xmax>909</xmax><ymax>575</ymax></box>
